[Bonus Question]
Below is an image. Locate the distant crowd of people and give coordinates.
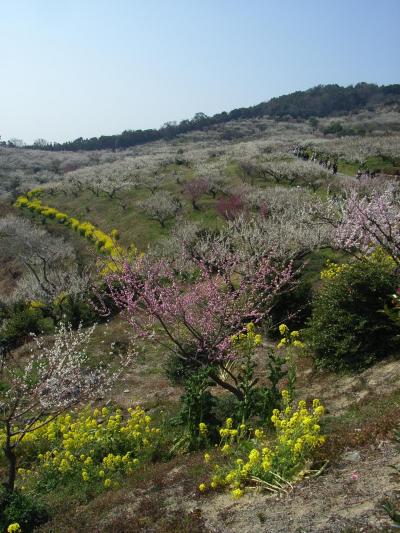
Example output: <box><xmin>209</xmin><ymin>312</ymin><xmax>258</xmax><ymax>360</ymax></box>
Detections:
<box><xmin>292</xmin><ymin>146</ymin><xmax>338</xmax><ymax>175</ymax></box>
<box><xmin>291</xmin><ymin>146</ymin><xmax>381</xmax><ymax>179</ymax></box>
<box><xmin>355</xmin><ymin>167</ymin><xmax>376</xmax><ymax>179</ymax></box>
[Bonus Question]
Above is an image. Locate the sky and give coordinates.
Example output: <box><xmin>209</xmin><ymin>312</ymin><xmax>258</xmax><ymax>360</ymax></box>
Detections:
<box><xmin>1</xmin><ymin>0</ymin><xmax>399</xmax><ymax>144</ymax></box>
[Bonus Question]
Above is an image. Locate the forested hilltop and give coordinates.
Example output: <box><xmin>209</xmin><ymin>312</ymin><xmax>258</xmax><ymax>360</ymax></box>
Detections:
<box><xmin>6</xmin><ymin>82</ymin><xmax>400</xmax><ymax>152</ymax></box>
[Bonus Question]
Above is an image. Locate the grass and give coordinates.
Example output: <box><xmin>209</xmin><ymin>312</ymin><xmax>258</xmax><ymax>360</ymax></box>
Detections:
<box><xmin>338</xmin><ymin>155</ymin><xmax>399</xmax><ymax>177</ymax></box>
<box><xmin>37</xmin><ymin>452</ymin><xmax>209</xmax><ymax>532</ymax></box>
<box><xmin>39</xmin><ymin>173</ymin><xmax>227</xmax><ymax>252</ymax></box>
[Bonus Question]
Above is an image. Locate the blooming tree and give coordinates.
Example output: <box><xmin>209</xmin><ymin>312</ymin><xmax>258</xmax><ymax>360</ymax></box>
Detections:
<box><xmin>138</xmin><ymin>173</ymin><xmax>166</xmax><ymax>195</ymax></box>
<box><xmin>216</xmin><ymin>194</ymin><xmax>246</xmax><ymax>221</ymax></box>
<box><xmin>0</xmin><ymin>323</ymin><xmax>132</xmax><ymax>492</ymax></box>
<box><xmin>183</xmin><ymin>178</ymin><xmax>209</xmax><ymax>210</ymax></box>
<box><xmin>332</xmin><ymin>188</ymin><xmax>400</xmax><ymax>264</ymax></box>
<box><xmin>0</xmin><ymin>215</ymin><xmax>87</xmax><ymax>303</ymax></box>
<box><xmin>106</xmin><ymin>256</ymin><xmax>293</xmax><ymax>399</ymax></box>
<box><xmin>137</xmin><ymin>191</ymin><xmax>181</xmax><ymax>227</ymax></box>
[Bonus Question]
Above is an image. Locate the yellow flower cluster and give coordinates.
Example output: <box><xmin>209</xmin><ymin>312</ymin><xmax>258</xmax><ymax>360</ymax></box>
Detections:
<box><xmin>198</xmin><ymin>422</ymin><xmax>208</xmax><ymax>436</ymax></box>
<box><xmin>277</xmin><ymin>324</ymin><xmax>305</xmax><ymax>350</ymax></box>
<box><xmin>198</xmin><ymin>391</ymin><xmax>325</xmax><ymax>498</ymax></box>
<box><xmin>28</xmin><ymin>300</ymin><xmax>46</xmax><ymax>310</ymax></box>
<box><xmin>231</xmin><ymin>322</ymin><xmax>263</xmax><ymax>349</ymax></box>
<box><xmin>14</xmin><ymin>194</ymin><xmax>136</xmax><ymax>262</ymax></box>
<box><xmin>320</xmin><ymin>260</ymin><xmax>349</xmax><ymax>280</ymax></box>
<box><xmin>366</xmin><ymin>247</ymin><xmax>396</xmax><ymax>269</ymax></box>
<box><xmin>7</xmin><ymin>524</ymin><xmax>21</xmax><ymax>533</ymax></box>
<box><xmin>321</xmin><ymin>249</ymin><xmax>395</xmax><ymax>282</ymax></box>
<box><xmin>4</xmin><ymin>405</ymin><xmax>159</xmax><ymax>492</ymax></box>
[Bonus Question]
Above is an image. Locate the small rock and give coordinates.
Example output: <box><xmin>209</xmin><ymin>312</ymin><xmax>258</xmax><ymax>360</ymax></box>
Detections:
<box><xmin>342</xmin><ymin>450</ymin><xmax>361</xmax><ymax>462</ymax></box>
<box><xmin>123</xmin><ymin>389</ymin><xmax>130</xmax><ymax>393</ymax></box>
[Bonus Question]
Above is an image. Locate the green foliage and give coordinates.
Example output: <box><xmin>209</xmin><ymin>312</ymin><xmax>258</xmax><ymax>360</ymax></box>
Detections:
<box><xmin>322</xmin><ymin>121</ymin><xmax>366</xmax><ymax>137</ymax></box>
<box><xmin>269</xmin><ymin>278</ymin><xmax>313</xmax><ymax>336</ymax></box>
<box><xmin>52</xmin><ymin>293</ymin><xmax>98</xmax><ymax>328</ymax></box>
<box><xmin>382</xmin><ymin>428</ymin><xmax>400</xmax><ymax>527</ymax></box>
<box><xmin>0</xmin><ymin>293</ymin><xmax>105</xmax><ymax>354</ymax></box>
<box><xmin>0</xmin><ymin>406</ymin><xmax>160</xmax><ymax>507</ymax></box>
<box><xmin>306</xmin><ymin>257</ymin><xmax>399</xmax><ymax>371</ymax></box>
<box><xmin>172</xmin><ymin>324</ymin><xmax>296</xmax><ymax>452</ymax></box>
<box><xmin>215</xmin><ymin>351</ymin><xmax>289</xmax><ymax>427</ymax></box>
<box><xmin>173</xmin><ymin>367</ymin><xmax>217</xmax><ymax>451</ymax></box>
<box><xmin>382</xmin><ymin>500</ymin><xmax>400</xmax><ymax>528</ymax></box>
<box><xmin>384</xmin><ymin>292</ymin><xmax>400</xmax><ymax>331</ymax></box>
<box><xmin>0</xmin><ymin>487</ymin><xmax>49</xmax><ymax>532</ymax></box>
<box><xmin>164</xmin><ymin>352</ymin><xmax>200</xmax><ymax>384</ymax></box>
<box><xmin>229</xmin><ymin>324</ymin><xmax>291</xmax><ymax>423</ymax></box>
<box><xmin>0</xmin><ymin>303</ymin><xmax>54</xmax><ymax>353</ymax></box>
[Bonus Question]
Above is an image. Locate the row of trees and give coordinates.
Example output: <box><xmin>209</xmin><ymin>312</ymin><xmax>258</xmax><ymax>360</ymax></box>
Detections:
<box><xmin>10</xmin><ymin>83</ymin><xmax>399</xmax><ymax>152</ymax></box>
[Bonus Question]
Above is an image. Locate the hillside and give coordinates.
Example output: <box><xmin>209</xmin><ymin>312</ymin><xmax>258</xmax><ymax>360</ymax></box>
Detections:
<box><xmin>1</xmin><ymin>105</ymin><xmax>400</xmax><ymax>532</ymax></box>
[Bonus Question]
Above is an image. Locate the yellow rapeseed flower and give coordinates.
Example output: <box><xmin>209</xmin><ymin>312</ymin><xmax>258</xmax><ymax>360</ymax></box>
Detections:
<box><xmin>279</xmin><ymin>324</ymin><xmax>289</xmax><ymax>336</ymax></box>
<box><xmin>7</xmin><ymin>524</ymin><xmax>21</xmax><ymax>533</ymax></box>
<box><xmin>231</xmin><ymin>488</ymin><xmax>244</xmax><ymax>498</ymax></box>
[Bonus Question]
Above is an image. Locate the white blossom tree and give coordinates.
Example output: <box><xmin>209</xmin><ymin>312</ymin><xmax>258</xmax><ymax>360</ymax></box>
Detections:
<box><xmin>0</xmin><ymin>216</ymin><xmax>87</xmax><ymax>303</ymax></box>
<box><xmin>137</xmin><ymin>191</ymin><xmax>181</xmax><ymax>227</ymax></box>
<box><xmin>0</xmin><ymin>323</ymin><xmax>133</xmax><ymax>492</ymax></box>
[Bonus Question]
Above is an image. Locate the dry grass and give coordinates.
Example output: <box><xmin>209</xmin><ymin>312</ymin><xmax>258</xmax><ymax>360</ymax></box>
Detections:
<box><xmin>38</xmin><ymin>453</ymin><xmax>209</xmax><ymax>532</ymax></box>
<box><xmin>318</xmin><ymin>388</ymin><xmax>400</xmax><ymax>464</ymax></box>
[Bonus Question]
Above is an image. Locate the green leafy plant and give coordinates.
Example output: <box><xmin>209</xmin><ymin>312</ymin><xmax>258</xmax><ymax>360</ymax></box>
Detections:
<box><xmin>198</xmin><ymin>391</ymin><xmax>326</xmax><ymax>498</ymax></box>
<box><xmin>0</xmin><ymin>487</ymin><xmax>48</xmax><ymax>533</ymax></box>
<box><xmin>172</xmin><ymin>367</ymin><xmax>217</xmax><ymax>451</ymax></box>
<box><xmin>382</xmin><ymin>428</ymin><xmax>400</xmax><ymax>528</ymax></box>
<box><xmin>306</xmin><ymin>255</ymin><xmax>399</xmax><ymax>371</ymax></box>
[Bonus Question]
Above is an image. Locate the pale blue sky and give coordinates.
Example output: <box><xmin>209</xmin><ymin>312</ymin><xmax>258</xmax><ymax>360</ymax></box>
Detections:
<box><xmin>1</xmin><ymin>0</ymin><xmax>399</xmax><ymax>144</ymax></box>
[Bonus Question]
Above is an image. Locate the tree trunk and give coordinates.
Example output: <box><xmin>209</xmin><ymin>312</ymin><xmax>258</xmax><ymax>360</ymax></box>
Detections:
<box><xmin>4</xmin><ymin>429</ymin><xmax>17</xmax><ymax>493</ymax></box>
<box><xmin>209</xmin><ymin>371</ymin><xmax>244</xmax><ymax>401</ymax></box>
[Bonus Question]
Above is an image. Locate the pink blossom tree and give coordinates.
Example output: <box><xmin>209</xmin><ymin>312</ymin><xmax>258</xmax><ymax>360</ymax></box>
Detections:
<box><xmin>331</xmin><ymin>188</ymin><xmax>400</xmax><ymax>264</ymax></box>
<box><xmin>216</xmin><ymin>194</ymin><xmax>246</xmax><ymax>221</ymax></box>
<box><xmin>0</xmin><ymin>324</ymin><xmax>132</xmax><ymax>493</ymax></box>
<box><xmin>106</xmin><ymin>256</ymin><xmax>293</xmax><ymax>399</ymax></box>
<box><xmin>183</xmin><ymin>178</ymin><xmax>209</xmax><ymax>210</ymax></box>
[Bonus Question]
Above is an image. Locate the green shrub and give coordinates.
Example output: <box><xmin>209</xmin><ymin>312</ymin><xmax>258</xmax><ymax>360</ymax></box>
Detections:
<box><xmin>0</xmin><ymin>487</ymin><xmax>49</xmax><ymax>532</ymax></box>
<box><xmin>0</xmin><ymin>304</ymin><xmax>54</xmax><ymax>353</ymax></box>
<box><xmin>172</xmin><ymin>367</ymin><xmax>218</xmax><ymax>451</ymax></box>
<box><xmin>306</xmin><ymin>256</ymin><xmax>399</xmax><ymax>371</ymax></box>
<box><xmin>52</xmin><ymin>293</ymin><xmax>98</xmax><ymax>328</ymax></box>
